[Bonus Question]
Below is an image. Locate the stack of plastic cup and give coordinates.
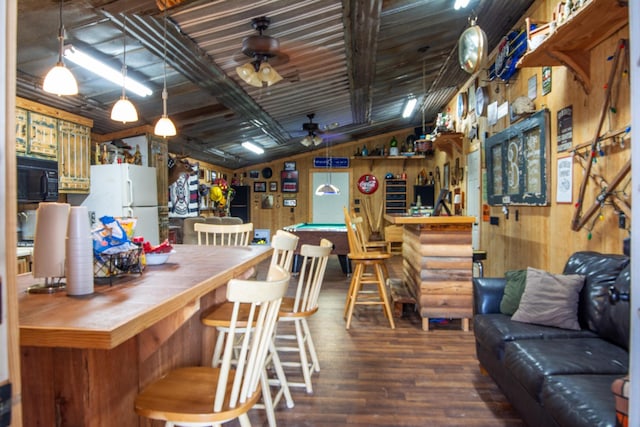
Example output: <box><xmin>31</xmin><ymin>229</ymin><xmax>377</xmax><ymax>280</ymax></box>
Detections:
<box><xmin>65</xmin><ymin>206</ymin><xmax>94</xmax><ymax>296</ymax></box>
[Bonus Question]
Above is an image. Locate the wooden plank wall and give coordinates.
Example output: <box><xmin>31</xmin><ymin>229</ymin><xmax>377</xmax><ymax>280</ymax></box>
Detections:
<box><xmin>457</xmin><ymin>0</ymin><xmax>631</xmax><ymax>276</ymax></box>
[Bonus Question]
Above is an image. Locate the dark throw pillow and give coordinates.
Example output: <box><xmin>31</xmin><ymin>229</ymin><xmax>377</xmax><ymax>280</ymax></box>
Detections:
<box><xmin>511</xmin><ymin>267</ymin><xmax>585</xmax><ymax>330</ymax></box>
<box><xmin>500</xmin><ymin>269</ymin><xmax>528</xmax><ymax>315</ymax></box>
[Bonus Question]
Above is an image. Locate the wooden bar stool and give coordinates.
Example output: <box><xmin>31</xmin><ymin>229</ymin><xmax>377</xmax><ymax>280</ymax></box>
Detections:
<box><xmin>343</xmin><ymin>207</ymin><xmax>395</xmax><ymax>329</ymax></box>
<box><xmin>134</xmin><ymin>266</ymin><xmax>290</xmax><ymax>427</ymax></box>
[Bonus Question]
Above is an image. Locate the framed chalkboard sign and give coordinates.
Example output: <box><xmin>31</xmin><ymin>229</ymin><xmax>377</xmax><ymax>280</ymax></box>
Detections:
<box><xmin>485</xmin><ymin>109</ymin><xmax>550</xmax><ymax>206</ymax></box>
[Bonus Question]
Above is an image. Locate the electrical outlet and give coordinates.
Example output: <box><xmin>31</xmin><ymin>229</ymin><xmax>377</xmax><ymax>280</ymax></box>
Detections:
<box><xmin>618</xmin><ymin>212</ymin><xmax>626</xmax><ymax>229</ymax></box>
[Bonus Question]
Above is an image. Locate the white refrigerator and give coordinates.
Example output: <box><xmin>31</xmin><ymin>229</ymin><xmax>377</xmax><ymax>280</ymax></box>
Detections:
<box><xmin>69</xmin><ymin>164</ymin><xmax>160</xmax><ymax>245</ymax></box>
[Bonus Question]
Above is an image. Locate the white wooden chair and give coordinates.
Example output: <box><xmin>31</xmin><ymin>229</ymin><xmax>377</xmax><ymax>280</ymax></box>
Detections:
<box><xmin>195</xmin><ymin>222</ymin><xmax>253</xmax><ymax>246</ymax></box>
<box><xmin>274</xmin><ymin>239</ymin><xmax>332</xmax><ymax>393</ymax></box>
<box><xmin>134</xmin><ymin>265</ymin><xmax>290</xmax><ymax>427</ymax></box>
<box><xmin>201</xmin><ymin>230</ymin><xmax>300</xmax><ymax>426</ymax></box>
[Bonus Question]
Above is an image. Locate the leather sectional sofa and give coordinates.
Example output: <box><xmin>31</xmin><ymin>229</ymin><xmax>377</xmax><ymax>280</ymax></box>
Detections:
<box><xmin>472</xmin><ymin>251</ymin><xmax>630</xmax><ymax>427</ymax></box>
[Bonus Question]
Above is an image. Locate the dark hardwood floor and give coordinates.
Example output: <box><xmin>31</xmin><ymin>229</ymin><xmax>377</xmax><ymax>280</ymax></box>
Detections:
<box><xmin>234</xmin><ymin>256</ymin><xmax>525</xmax><ymax>427</ymax></box>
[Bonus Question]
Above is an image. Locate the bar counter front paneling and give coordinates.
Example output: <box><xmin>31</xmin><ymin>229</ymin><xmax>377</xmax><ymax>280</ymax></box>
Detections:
<box><xmin>17</xmin><ymin>244</ymin><xmax>272</xmax><ymax>426</ymax></box>
<box><xmin>384</xmin><ymin>214</ymin><xmax>475</xmax><ymax>331</ymax></box>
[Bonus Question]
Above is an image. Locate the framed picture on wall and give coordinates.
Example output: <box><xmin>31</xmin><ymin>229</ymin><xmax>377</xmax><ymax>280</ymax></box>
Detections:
<box><xmin>281</xmin><ymin>170</ymin><xmax>299</xmax><ymax>193</ymax></box>
<box><xmin>283</xmin><ymin>198</ymin><xmax>297</xmax><ymax>207</ymax></box>
<box><xmin>269</xmin><ymin>181</ymin><xmax>278</xmax><ymax>192</ymax></box>
<box><xmin>284</xmin><ymin>161</ymin><xmax>296</xmax><ymax>171</ymax></box>
<box><xmin>253</xmin><ymin>181</ymin><xmax>266</xmax><ymax>193</ymax></box>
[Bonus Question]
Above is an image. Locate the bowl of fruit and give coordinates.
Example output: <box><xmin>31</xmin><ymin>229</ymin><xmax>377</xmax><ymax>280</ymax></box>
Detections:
<box><xmin>143</xmin><ymin>240</ymin><xmax>175</xmax><ymax>265</ymax></box>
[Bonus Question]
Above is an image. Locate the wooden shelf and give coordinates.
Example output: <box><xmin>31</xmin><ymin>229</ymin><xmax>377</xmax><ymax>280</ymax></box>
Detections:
<box><xmin>517</xmin><ymin>0</ymin><xmax>628</xmax><ymax>93</ymax></box>
<box><xmin>351</xmin><ymin>155</ymin><xmax>426</xmax><ymax>160</ymax></box>
<box><xmin>432</xmin><ymin>132</ymin><xmax>463</xmax><ymax>157</ymax></box>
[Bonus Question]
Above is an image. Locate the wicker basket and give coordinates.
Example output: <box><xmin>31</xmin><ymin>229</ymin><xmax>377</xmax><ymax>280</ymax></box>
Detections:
<box><xmin>94</xmin><ymin>247</ymin><xmax>143</xmax><ymax>278</ymax></box>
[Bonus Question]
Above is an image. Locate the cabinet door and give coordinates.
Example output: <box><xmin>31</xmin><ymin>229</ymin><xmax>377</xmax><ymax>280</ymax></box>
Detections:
<box><xmin>16</xmin><ymin>107</ymin><xmax>28</xmax><ymax>155</ymax></box>
<box><xmin>58</xmin><ymin>120</ymin><xmax>91</xmax><ymax>193</ymax></box>
<box><xmin>28</xmin><ymin>112</ymin><xmax>58</xmax><ymax>160</ymax></box>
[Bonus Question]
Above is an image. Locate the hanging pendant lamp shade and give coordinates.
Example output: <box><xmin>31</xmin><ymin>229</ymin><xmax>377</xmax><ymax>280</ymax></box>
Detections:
<box><xmin>154</xmin><ymin>3</ymin><xmax>177</xmax><ymax>137</ymax></box>
<box><xmin>111</xmin><ymin>15</ymin><xmax>138</xmax><ymax>123</ymax></box>
<box><xmin>43</xmin><ymin>0</ymin><xmax>78</xmax><ymax>96</ymax></box>
<box><xmin>315</xmin><ymin>182</ymin><xmax>340</xmax><ymax>196</ymax></box>
<box><xmin>316</xmin><ymin>129</ymin><xmax>340</xmax><ymax>196</ymax></box>
<box><xmin>111</xmin><ymin>97</ymin><xmax>138</xmax><ymax>123</ymax></box>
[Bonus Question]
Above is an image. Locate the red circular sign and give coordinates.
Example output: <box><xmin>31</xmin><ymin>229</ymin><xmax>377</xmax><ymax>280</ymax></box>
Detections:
<box><xmin>357</xmin><ymin>174</ymin><xmax>379</xmax><ymax>194</ymax></box>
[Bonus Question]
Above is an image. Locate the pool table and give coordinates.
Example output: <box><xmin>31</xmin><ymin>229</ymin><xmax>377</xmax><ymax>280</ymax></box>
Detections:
<box><xmin>283</xmin><ymin>222</ymin><xmax>351</xmax><ymax>274</ymax></box>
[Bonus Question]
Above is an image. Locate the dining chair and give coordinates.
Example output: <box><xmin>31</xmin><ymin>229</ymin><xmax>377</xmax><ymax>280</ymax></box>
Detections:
<box><xmin>195</xmin><ymin>222</ymin><xmax>254</xmax><ymax>246</ymax></box>
<box><xmin>134</xmin><ymin>265</ymin><xmax>290</xmax><ymax>427</ymax></box>
<box><xmin>343</xmin><ymin>207</ymin><xmax>395</xmax><ymax>329</ymax></box>
<box><xmin>274</xmin><ymin>238</ymin><xmax>333</xmax><ymax>393</ymax></box>
<box><xmin>201</xmin><ymin>230</ymin><xmax>300</xmax><ymax>426</ymax></box>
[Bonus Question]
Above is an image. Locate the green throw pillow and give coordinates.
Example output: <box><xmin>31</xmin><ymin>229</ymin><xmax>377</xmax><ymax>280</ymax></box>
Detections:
<box><xmin>500</xmin><ymin>269</ymin><xmax>528</xmax><ymax>315</ymax></box>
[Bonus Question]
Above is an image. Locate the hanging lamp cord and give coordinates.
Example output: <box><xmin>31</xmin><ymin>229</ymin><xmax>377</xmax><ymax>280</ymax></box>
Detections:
<box><xmin>161</xmin><ymin>0</ymin><xmax>169</xmax><ymax>113</ymax></box>
<box><xmin>121</xmin><ymin>15</ymin><xmax>127</xmax><ymax>96</ymax></box>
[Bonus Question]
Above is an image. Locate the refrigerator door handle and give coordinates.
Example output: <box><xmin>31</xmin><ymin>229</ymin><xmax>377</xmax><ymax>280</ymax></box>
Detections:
<box><xmin>125</xmin><ymin>176</ymin><xmax>133</xmax><ymax>206</ymax></box>
<box><xmin>124</xmin><ymin>207</ymin><xmax>134</xmax><ymax>218</ymax></box>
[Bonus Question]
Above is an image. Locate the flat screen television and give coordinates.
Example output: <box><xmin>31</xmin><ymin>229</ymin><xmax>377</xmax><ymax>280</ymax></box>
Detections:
<box><xmin>433</xmin><ymin>188</ymin><xmax>452</xmax><ymax>216</ymax></box>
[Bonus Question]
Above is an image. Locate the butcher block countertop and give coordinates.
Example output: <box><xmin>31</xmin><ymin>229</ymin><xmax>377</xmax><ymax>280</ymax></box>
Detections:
<box><xmin>384</xmin><ymin>214</ymin><xmax>475</xmax><ymax>225</ymax></box>
<box><xmin>17</xmin><ymin>244</ymin><xmax>272</xmax><ymax>350</ymax></box>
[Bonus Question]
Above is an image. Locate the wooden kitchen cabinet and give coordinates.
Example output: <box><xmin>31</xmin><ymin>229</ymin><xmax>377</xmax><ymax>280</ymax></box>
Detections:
<box><xmin>149</xmin><ymin>134</ymin><xmax>169</xmax><ymax>241</ymax></box>
<box><xmin>16</xmin><ymin>97</ymin><xmax>94</xmax><ymax>193</ymax></box>
<box><xmin>58</xmin><ymin>120</ymin><xmax>92</xmax><ymax>193</ymax></box>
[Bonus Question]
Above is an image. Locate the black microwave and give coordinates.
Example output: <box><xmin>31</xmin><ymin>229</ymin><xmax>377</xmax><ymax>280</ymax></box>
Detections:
<box><xmin>17</xmin><ymin>156</ymin><xmax>59</xmax><ymax>203</ymax></box>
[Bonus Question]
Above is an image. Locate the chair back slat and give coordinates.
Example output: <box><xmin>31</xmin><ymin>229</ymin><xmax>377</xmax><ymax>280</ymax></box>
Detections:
<box><xmin>269</xmin><ymin>230</ymin><xmax>300</xmax><ymax>272</ymax></box>
<box><xmin>215</xmin><ymin>265</ymin><xmax>289</xmax><ymax>412</ymax></box>
<box><xmin>195</xmin><ymin>222</ymin><xmax>253</xmax><ymax>246</ymax></box>
<box><xmin>343</xmin><ymin>207</ymin><xmax>366</xmax><ymax>254</ymax></box>
<box><xmin>292</xmin><ymin>239</ymin><xmax>332</xmax><ymax>313</ymax></box>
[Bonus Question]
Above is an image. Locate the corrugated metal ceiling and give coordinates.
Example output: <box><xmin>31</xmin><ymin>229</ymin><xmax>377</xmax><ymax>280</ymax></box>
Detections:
<box><xmin>16</xmin><ymin>0</ymin><xmax>535</xmax><ymax>168</ymax></box>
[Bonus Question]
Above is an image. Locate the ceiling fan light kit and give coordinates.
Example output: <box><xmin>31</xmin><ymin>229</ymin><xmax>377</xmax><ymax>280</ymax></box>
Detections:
<box><xmin>300</xmin><ymin>114</ymin><xmax>324</xmax><ymax>146</ymax></box>
<box><xmin>43</xmin><ymin>0</ymin><xmax>78</xmax><ymax>96</ymax></box>
<box><xmin>236</xmin><ymin>16</ymin><xmax>286</xmax><ymax>87</ymax></box>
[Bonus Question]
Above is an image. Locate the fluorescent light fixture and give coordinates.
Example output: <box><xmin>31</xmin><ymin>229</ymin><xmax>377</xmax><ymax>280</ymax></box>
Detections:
<box><xmin>454</xmin><ymin>0</ymin><xmax>471</xmax><ymax>10</ymax></box>
<box><xmin>242</xmin><ymin>141</ymin><xmax>264</xmax><ymax>155</ymax></box>
<box><xmin>63</xmin><ymin>45</ymin><xmax>153</xmax><ymax>97</ymax></box>
<box><xmin>402</xmin><ymin>97</ymin><xmax>418</xmax><ymax>118</ymax></box>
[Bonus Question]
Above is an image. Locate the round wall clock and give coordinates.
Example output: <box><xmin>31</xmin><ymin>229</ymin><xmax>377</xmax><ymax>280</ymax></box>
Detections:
<box><xmin>457</xmin><ymin>92</ymin><xmax>468</xmax><ymax>119</ymax></box>
<box><xmin>475</xmin><ymin>86</ymin><xmax>488</xmax><ymax>116</ymax></box>
<box><xmin>458</xmin><ymin>21</ymin><xmax>488</xmax><ymax>74</ymax></box>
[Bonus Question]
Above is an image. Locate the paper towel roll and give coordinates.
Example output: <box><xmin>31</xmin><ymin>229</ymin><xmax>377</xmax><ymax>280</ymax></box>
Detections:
<box><xmin>33</xmin><ymin>203</ymin><xmax>70</xmax><ymax>279</ymax></box>
<box><xmin>66</xmin><ymin>206</ymin><xmax>94</xmax><ymax>296</ymax></box>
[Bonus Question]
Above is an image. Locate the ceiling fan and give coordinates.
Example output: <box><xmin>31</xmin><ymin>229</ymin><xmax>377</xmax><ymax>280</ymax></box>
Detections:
<box><xmin>300</xmin><ymin>114</ymin><xmax>324</xmax><ymax>147</ymax></box>
<box><xmin>235</xmin><ymin>16</ymin><xmax>289</xmax><ymax>88</ymax></box>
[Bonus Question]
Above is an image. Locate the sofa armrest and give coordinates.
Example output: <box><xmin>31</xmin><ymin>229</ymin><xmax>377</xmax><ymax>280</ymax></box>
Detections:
<box><xmin>473</xmin><ymin>277</ymin><xmax>506</xmax><ymax>315</ymax></box>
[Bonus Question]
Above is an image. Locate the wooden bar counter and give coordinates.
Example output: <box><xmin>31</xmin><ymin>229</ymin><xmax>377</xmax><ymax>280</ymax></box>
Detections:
<box><xmin>384</xmin><ymin>214</ymin><xmax>475</xmax><ymax>331</ymax></box>
<box><xmin>17</xmin><ymin>244</ymin><xmax>272</xmax><ymax>426</ymax></box>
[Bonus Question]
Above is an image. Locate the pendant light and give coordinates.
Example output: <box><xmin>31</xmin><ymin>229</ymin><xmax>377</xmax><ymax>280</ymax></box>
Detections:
<box><xmin>111</xmin><ymin>15</ymin><xmax>139</xmax><ymax>123</ymax></box>
<box><xmin>315</xmin><ymin>136</ymin><xmax>340</xmax><ymax>196</ymax></box>
<box><xmin>154</xmin><ymin>1</ymin><xmax>177</xmax><ymax>137</ymax></box>
<box><xmin>43</xmin><ymin>0</ymin><xmax>78</xmax><ymax>96</ymax></box>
